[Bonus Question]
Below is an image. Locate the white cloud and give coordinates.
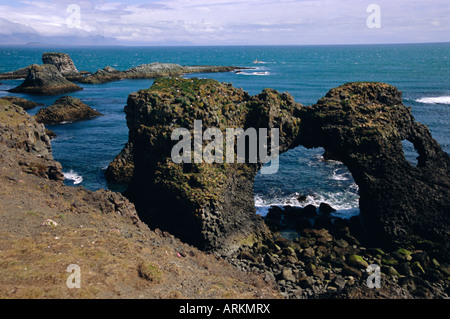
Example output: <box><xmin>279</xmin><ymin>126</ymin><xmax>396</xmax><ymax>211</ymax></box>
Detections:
<box><xmin>0</xmin><ymin>0</ymin><xmax>448</xmax><ymax>45</ymax></box>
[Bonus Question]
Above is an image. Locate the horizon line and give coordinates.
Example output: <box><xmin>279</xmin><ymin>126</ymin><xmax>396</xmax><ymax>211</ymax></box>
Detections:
<box><xmin>0</xmin><ymin>41</ymin><xmax>449</xmax><ymax>48</ymax></box>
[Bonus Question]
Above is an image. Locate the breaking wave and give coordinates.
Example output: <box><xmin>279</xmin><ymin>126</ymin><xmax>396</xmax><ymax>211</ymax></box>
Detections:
<box><xmin>63</xmin><ymin>170</ymin><xmax>83</xmax><ymax>185</ymax></box>
<box><xmin>416</xmin><ymin>96</ymin><xmax>450</xmax><ymax>105</ymax></box>
<box><xmin>254</xmin><ymin>186</ymin><xmax>360</xmax><ymax>220</ymax></box>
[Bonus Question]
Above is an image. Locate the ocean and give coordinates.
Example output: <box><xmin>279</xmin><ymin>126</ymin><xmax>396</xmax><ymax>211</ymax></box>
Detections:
<box><xmin>1</xmin><ymin>43</ymin><xmax>449</xmax><ymax>219</ymax></box>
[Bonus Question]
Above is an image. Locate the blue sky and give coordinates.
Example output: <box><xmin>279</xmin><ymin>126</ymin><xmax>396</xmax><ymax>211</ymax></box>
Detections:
<box><xmin>0</xmin><ymin>0</ymin><xmax>449</xmax><ymax>45</ymax></box>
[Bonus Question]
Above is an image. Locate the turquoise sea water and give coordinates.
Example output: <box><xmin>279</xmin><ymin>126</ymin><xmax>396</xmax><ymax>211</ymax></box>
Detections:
<box><xmin>1</xmin><ymin>43</ymin><xmax>449</xmax><ymax>218</ymax></box>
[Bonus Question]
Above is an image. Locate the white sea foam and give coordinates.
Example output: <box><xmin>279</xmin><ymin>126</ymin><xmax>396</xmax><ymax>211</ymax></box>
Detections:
<box><xmin>63</xmin><ymin>170</ymin><xmax>83</xmax><ymax>185</ymax></box>
<box><xmin>416</xmin><ymin>96</ymin><xmax>450</xmax><ymax>105</ymax></box>
<box><xmin>237</xmin><ymin>71</ymin><xmax>271</xmax><ymax>76</ymax></box>
<box><xmin>331</xmin><ymin>168</ymin><xmax>351</xmax><ymax>181</ymax></box>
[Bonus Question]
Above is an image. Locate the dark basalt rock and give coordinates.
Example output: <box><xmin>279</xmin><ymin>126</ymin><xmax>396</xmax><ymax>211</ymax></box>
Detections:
<box><xmin>319</xmin><ymin>202</ymin><xmax>337</xmax><ymax>214</ymax></box>
<box><xmin>109</xmin><ymin>79</ymin><xmax>449</xmax><ymax>261</ymax></box>
<box><xmin>79</xmin><ymin>66</ymin><xmax>123</xmax><ymax>84</ymax></box>
<box><xmin>298</xmin><ymin>82</ymin><xmax>450</xmax><ymax>260</ymax></box>
<box><xmin>0</xmin><ymin>52</ymin><xmax>81</xmax><ymax>81</ymax></box>
<box><xmin>105</xmin><ymin>141</ymin><xmax>135</xmax><ymax>184</ymax></box>
<box><xmin>9</xmin><ymin>64</ymin><xmax>83</xmax><ymax>95</ymax></box>
<box><xmin>109</xmin><ymin>77</ymin><xmax>303</xmax><ymax>254</ymax></box>
<box><xmin>35</xmin><ymin>96</ymin><xmax>102</xmax><ymax>125</ymax></box>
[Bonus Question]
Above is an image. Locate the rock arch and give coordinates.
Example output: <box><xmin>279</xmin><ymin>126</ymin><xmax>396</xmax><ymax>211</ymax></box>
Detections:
<box><xmin>298</xmin><ymin>82</ymin><xmax>450</xmax><ymax>259</ymax></box>
<box><xmin>107</xmin><ymin>78</ymin><xmax>450</xmax><ymax>260</ymax></box>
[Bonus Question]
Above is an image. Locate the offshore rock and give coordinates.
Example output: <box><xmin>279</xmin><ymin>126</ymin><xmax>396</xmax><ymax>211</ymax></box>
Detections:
<box><xmin>111</xmin><ymin>77</ymin><xmax>303</xmax><ymax>254</ymax></box>
<box><xmin>298</xmin><ymin>82</ymin><xmax>450</xmax><ymax>260</ymax></box>
<box><xmin>42</xmin><ymin>52</ymin><xmax>78</xmax><ymax>75</ymax></box>
<box><xmin>79</xmin><ymin>66</ymin><xmax>123</xmax><ymax>84</ymax></box>
<box><xmin>0</xmin><ymin>52</ymin><xmax>81</xmax><ymax>81</ymax></box>
<box><xmin>9</xmin><ymin>64</ymin><xmax>83</xmax><ymax>95</ymax></box>
<box><xmin>35</xmin><ymin>96</ymin><xmax>103</xmax><ymax>125</ymax></box>
<box><xmin>79</xmin><ymin>63</ymin><xmax>242</xmax><ymax>84</ymax></box>
<box><xmin>0</xmin><ymin>52</ymin><xmax>241</xmax><ymax>84</ymax></box>
<box><xmin>0</xmin><ymin>65</ymin><xmax>32</xmax><ymax>80</ymax></box>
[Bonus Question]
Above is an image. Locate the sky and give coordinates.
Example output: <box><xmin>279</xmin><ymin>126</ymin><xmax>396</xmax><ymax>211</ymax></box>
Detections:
<box><xmin>0</xmin><ymin>0</ymin><xmax>449</xmax><ymax>45</ymax></box>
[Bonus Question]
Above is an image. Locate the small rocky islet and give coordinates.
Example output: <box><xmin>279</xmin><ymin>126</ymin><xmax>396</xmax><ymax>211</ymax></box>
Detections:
<box><xmin>35</xmin><ymin>96</ymin><xmax>103</xmax><ymax>125</ymax></box>
<box><xmin>0</xmin><ymin>53</ymin><xmax>449</xmax><ymax>299</ymax></box>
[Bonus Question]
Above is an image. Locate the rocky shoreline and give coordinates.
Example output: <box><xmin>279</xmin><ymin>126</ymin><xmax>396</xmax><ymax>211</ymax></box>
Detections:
<box><xmin>228</xmin><ymin>205</ymin><xmax>449</xmax><ymax>299</ymax></box>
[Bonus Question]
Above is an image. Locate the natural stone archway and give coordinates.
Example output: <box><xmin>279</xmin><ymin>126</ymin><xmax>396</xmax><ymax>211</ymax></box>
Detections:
<box><xmin>108</xmin><ymin>77</ymin><xmax>303</xmax><ymax>254</ymax></box>
<box><xmin>298</xmin><ymin>82</ymin><xmax>450</xmax><ymax>259</ymax></box>
<box><xmin>107</xmin><ymin>78</ymin><xmax>450</xmax><ymax>259</ymax></box>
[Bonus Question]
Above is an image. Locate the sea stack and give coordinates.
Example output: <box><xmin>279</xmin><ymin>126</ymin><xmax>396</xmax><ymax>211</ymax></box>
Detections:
<box><xmin>108</xmin><ymin>77</ymin><xmax>303</xmax><ymax>254</ymax></box>
<box><xmin>9</xmin><ymin>64</ymin><xmax>83</xmax><ymax>95</ymax></box>
<box><xmin>42</xmin><ymin>52</ymin><xmax>79</xmax><ymax>75</ymax></box>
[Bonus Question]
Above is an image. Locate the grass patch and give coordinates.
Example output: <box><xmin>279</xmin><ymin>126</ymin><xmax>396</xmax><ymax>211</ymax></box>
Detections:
<box><xmin>137</xmin><ymin>262</ymin><xmax>162</xmax><ymax>283</ymax></box>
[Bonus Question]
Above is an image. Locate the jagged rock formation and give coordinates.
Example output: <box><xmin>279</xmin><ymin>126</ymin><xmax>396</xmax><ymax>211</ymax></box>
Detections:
<box><xmin>8</xmin><ymin>64</ymin><xmax>83</xmax><ymax>95</ymax></box>
<box><xmin>298</xmin><ymin>82</ymin><xmax>450</xmax><ymax>259</ymax></box>
<box><xmin>79</xmin><ymin>63</ymin><xmax>242</xmax><ymax>84</ymax></box>
<box><xmin>41</xmin><ymin>52</ymin><xmax>78</xmax><ymax>75</ymax></box>
<box><xmin>35</xmin><ymin>96</ymin><xmax>103</xmax><ymax>125</ymax></box>
<box><xmin>109</xmin><ymin>79</ymin><xmax>450</xmax><ymax>261</ymax></box>
<box><xmin>108</xmin><ymin>77</ymin><xmax>303</xmax><ymax>253</ymax></box>
<box><xmin>0</xmin><ymin>52</ymin><xmax>80</xmax><ymax>80</ymax></box>
<box><xmin>0</xmin><ymin>97</ymin><xmax>64</xmax><ymax>181</ymax></box>
<box><xmin>80</xmin><ymin>66</ymin><xmax>122</xmax><ymax>84</ymax></box>
<box><xmin>106</xmin><ymin>141</ymin><xmax>134</xmax><ymax>184</ymax></box>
